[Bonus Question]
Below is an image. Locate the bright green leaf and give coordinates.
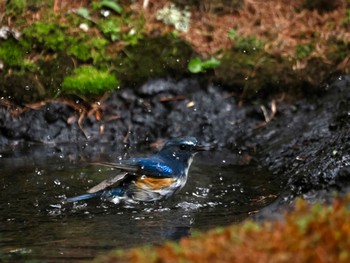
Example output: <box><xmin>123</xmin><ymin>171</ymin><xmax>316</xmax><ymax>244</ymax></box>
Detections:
<box><xmin>93</xmin><ymin>0</ymin><xmax>122</xmax><ymax>14</ymax></box>
<box><xmin>201</xmin><ymin>57</ymin><xmax>221</xmax><ymax>69</ymax></box>
<box><xmin>188</xmin><ymin>57</ymin><xmax>203</xmax><ymax>73</ymax></box>
<box><xmin>75</xmin><ymin>8</ymin><xmax>91</xmax><ymax>20</ymax></box>
<box><xmin>188</xmin><ymin>57</ymin><xmax>221</xmax><ymax>73</ymax></box>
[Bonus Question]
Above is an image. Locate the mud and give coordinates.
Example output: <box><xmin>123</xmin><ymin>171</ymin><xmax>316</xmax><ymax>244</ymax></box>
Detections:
<box><xmin>0</xmin><ymin>75</ymin><xmax>349</xmax><ymax>217</ymax></box>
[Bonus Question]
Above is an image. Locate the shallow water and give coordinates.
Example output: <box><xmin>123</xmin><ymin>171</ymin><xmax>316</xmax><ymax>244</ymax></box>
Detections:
<box><xmin>0</xmin><ymin>145</ymin><xmax>282</xmax><ymax>262</ymax></box>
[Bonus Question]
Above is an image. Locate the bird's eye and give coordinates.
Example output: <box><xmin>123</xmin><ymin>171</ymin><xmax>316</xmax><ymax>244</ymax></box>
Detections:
<box><xmin>179</xmin><ymin>144</ymin><xmax>187</xmax><ymax>150</ymax></box>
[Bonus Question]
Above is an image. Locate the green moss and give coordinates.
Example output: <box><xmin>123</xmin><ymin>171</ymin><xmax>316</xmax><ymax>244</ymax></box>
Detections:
<box><xmin>228</xmin><ymin>29</ymin><xmax>265</xmax><ymax>52</ymax></box>
<box><xmin>96</xmin><ymin>11</ymin><xmax>145</xmax><ymax>44</ymax></box>
<box><xmin>0</xmin><ymin>38</ymin><xmax>37</xmax><ymax>74</ymax></box>
<box><xmin>343</xmin><ymin>9</ymin><xmax>350</xmax><ymax>25</ymax></box>
<box><xmin>21</xmin><ymin>59</ymin><xmax>40</xmax><ymax>73</ymax></box>
<box><xmin>23</xmin><ymin>22</ymin><xmax>67</xmax><ymax>51</ymax></box>
<box><xmin>2</xmin><ymin>0</ymin><xmax>347</xmax><ymax>102</ymax></box>
<box><xmin>216</xmin><ymin>49</ymin><xmax>294</xmax><ymax>98</ymax></box>
<box><xmin>5</xmin><ymin>0</ymin><xmax>27</xmax><ymax>15</ymax></box>
<box><xmin>0</xmin><ymin>39</ymin><xmax>25</xmax><ymax>67</ymax></box>
<box><xmin>98</xmin><ymin>17</ymin><xmax>122</xmax><ymax>42</ymax></box>
<box><xmin>120</xmin><ymin>16</ymin><xmax>145</xmax><ymax>46</ymax></box>
<box><xmin>67</xmin><ymin>37</ymin><xmax>109</xmax><ymax>64</ymax></box>
<box><xmin>326</xmin><ymin>39</ymin><xmax>350</xmax><ymax>62</ymax></box>
<box><xmin>295</xmin><ymin>43</ymin><xmax>314</xmax><ymax>59</ymax></box>
<box><xmin>113</xmin><ymin>35</ymin><xmax>193</xmax><ymax>84</ymax></box>
<box><xmin>62</xmin><ymin>66</ymin><xmax>118</xmax><ymax>96</ymax></box>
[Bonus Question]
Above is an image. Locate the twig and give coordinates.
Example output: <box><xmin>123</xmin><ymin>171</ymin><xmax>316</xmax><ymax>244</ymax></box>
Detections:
<box><xmin>255</xmin><ymin>99</ymin><xmax>277</xmax><ymax>128</ymax></box>
<box><xmin>143</xmin><ymin>0</ymin><xmax>149</xmax><ymax>9</ymax></box>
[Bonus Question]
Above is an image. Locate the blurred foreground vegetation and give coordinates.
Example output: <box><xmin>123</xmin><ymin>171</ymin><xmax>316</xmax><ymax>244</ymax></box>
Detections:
<box><xmin>94</xmin><ymin>195</ymin><xmax>350</xmax><ymax>263</ymax></box>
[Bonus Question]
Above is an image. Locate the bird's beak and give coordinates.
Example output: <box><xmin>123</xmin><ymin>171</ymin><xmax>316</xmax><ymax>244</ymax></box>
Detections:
<box><xmin>194</xmin><ymin>143</ymin><xmax>213</xmax><ymax>152</ymax></box>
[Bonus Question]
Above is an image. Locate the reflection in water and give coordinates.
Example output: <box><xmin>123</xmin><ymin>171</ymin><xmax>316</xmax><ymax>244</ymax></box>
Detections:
<box><xmin>0</xmin><ymin>148</ymin><xmax>282</xmax><ymax>262</ymax></box>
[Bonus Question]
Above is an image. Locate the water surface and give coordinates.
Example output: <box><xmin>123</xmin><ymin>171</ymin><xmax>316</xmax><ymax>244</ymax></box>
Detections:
<box><xmin>0</xmin><ymin>144</ymin><xmax>282</xmax><ymax>262</ymax></box>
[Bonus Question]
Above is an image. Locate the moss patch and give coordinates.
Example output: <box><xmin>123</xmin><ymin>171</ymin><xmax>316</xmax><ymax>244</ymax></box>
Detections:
<box><xmin>62</xmin><ymin>66</ymin><xmax>118</xmax><ymax>96</ymax></box>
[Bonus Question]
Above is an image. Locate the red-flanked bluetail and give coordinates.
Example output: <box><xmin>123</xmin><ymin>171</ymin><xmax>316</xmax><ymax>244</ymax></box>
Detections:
<box><xmin>64</xmin><ymin>137</ymin><xmax>207</xmax><ymax>204</ymax></box>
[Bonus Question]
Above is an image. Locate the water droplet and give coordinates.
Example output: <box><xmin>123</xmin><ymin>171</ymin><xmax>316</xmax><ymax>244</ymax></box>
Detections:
<box><xmin>35</xmin><ymin>169</ymin><xmax>43</xmax><ymax>175</ymax></box>
<box><xmin>129</xmin><ymin>28</ymin><xmax>136</xmax><ymax>35</ymax></box>
<box><xmin>101</xmin><ymin>10</ymin><xmax>110</xmax><ymax>17</ymax></box>
<box><xmin>79</xmin><ymin>23</ymin><xmax>89</xmax><ymax>32</ymax></box>
<box><xmin>33</xmin><ymin>200</ymin><xmax>39</xmax><ymax>207</ymax></box>
<box><xmin>9</xmin><ymin>248</ymin><xmax>32</xmax><ymax>254</ymax></box>
<box><xmin>54</xmin><ymin>179</ymin><xmax>61</xmax><ymax>185</ymax></box>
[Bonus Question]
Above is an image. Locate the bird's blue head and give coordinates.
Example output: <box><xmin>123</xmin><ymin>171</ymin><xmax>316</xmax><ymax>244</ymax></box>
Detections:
<box><xmin>157</xmin><ymin>137</ymin><xmax>206</xmax><ymax>166</ymax></box>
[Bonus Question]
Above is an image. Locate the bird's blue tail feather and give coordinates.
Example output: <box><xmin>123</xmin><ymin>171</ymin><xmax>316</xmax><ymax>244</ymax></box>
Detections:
<box><xmin>64</xmin><ymin>189</ymin><xmax>124</xmax><ymax>203</ymax></box>
<box><xmin>64</xmin><ymin>192</ymin><xmax>102</xmax><ymax>203</ymax></box>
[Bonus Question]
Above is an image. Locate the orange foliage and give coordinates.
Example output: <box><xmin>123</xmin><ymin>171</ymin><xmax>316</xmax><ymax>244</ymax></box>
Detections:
<box><xmin>96</xmin><ymin>197</ymin><xmax>350</xmax><ymax>263</ymax></box>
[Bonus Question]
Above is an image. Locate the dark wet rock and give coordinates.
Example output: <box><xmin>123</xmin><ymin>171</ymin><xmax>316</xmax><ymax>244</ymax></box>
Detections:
<box><xmin>139</xmin><ymin>78</ymin><xmax>198</xmax><ymax>96</ymax></box>
<box><xmin>335</xmin><ymin>166</ymin><xmax>350</xmax><ymax>186</ymax></box>
<box><xmin>252</xmin><ymin>75</ymin><xmax>350</xmax><ymax>218</ymax></box>
<box><xmin>0</xmin><ymin>75</ymin><xmax>349</xmax><ymax>218</ymax></box>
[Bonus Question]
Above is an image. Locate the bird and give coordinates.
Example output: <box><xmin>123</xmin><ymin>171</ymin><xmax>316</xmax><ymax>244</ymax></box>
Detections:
<box><xmin>64</xmin><ymin>137</ymin><xmax>206</xmax><ymax>204</ymax></box>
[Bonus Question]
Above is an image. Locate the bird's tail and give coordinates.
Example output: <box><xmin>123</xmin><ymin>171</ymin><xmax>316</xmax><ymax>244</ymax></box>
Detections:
<box><xmin>64</xmin><ymin>189</ymin><xmax>124</xmax><ymax>203</ymax></box>
<box><xmin>64</xmin><ymin>192</ymin><xmax>102</xmax><ymax>203</ymax></box>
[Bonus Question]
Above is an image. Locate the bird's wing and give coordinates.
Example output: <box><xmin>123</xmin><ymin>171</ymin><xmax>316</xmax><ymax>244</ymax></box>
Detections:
<box><xmin>87</xmin><ymin>172</ymin><xmax>128</xmax><ymax>193</ymax></box>
<box><xmin>91</xmin><ymin>157</ymin><xmax>173</xmax><ymax>178</ymax></box>
<box><xmin>87</xmin><ymin>161</ymin><xmax>136</xmax><ymax>193</ymax></box>
<box><xmin>136</xmin><ymin>158</ymin><xmax>174</xmax><ymax>177</ymax></box>
<box><xmin>90</xmin><ymin>161</ymin><xmax>139</xmax><ymax>172</ymax></box>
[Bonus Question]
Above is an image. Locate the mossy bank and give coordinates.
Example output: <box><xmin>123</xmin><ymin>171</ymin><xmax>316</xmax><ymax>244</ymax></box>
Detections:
<box><xmin>0</xmin><ymin>0</ymin><xmax>349</xmax><ymax>103</ymax></box>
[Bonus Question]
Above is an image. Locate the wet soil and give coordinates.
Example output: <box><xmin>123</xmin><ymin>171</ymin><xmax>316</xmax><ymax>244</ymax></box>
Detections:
<box><xmin>1</xmin><ymin>75</ymin><xmax>350</xmax><ymax>218</ymax></box>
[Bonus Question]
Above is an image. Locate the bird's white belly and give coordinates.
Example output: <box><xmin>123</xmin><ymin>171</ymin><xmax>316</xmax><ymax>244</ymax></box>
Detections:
<box><xmin>132</xmin><ymin>176</ymin><xmax>187</xmax><ymax>202</ymax></box>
